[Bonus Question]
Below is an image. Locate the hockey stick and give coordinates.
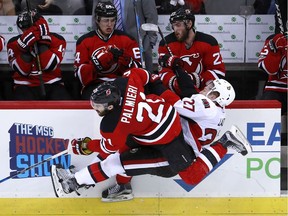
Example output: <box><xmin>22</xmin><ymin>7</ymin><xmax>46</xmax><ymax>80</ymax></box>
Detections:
<box><xmin>0</xmin><ymin>149</ymin><xmax>68</xmax><ymax>183</ymax></box>
<box><xmin>141</xmin><ymin>23</ymin><xmax>173</xmax><ymax>55</ymax></box>
<box><xmin>133</xmin><ymin>0</ymin><xmax>146</xmax><ymax>69</ymax></box>
<box><xmin>275</xmin><ymin>0</ymin><xmax>285</xmax><ymax>34</ymax></box>
<box><xmin>26</xmin><ymin>0</ymin><xmax>46</xmax><ymax>98</ymax></box>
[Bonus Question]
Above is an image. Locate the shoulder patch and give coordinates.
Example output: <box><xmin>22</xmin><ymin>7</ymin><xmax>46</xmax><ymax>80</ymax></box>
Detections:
<box><xmin>8</xmin><ymin>35</ymin><xmax>20</xmax><ymax>44</ymax></box>
<box><xmin>195</xmin><ymin>32</ymin><xmax>218</xmax><ymax>46</ymax></box>
<box><xmin>50</xmin><ymin>32</ymin><xmax>65</xmax><ymax>41</ymax></box>
<box><xmin>76</xmin><ymin>31</ymin><xmax>97</xmax><ymax>45</ymax></box>
<box><xmin>201</xmin><ymin>98</ymin><xmax>210</xmax><ymax>108</ymax></box>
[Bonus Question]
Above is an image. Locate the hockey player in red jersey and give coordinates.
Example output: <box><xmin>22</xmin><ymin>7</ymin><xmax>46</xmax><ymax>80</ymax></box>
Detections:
<box><xmin>74</xmin><ymin>1</ymin><xmax>141</xmax><ymax>100</ymax></box>
<box><xmin>7</xmin><ymin>9</ymin><xmax>71</xmax><ymax>100</ymax></box>
<box><xmin>0</xmin><ymin>35</ymin><xmax>5</xmax><ymax>100</ymax></box>
<box><xmin>158</xmin><ymin>7</ymin><xmax>225</xmax><ymax>94</ymax></box>
<box><xmin>0</xmin><ymin>35</ymin><xmax>4</xmax><ymax>51</ymax></box>
<box><xmin>50</xmin><ymin>68</ymin><xmax>252</xmax><ymax>198</ymax></box>
<box><xmin>258</xmin><ymin>32</ymin><xmax>287</xmax><ymax>149</ymax></box>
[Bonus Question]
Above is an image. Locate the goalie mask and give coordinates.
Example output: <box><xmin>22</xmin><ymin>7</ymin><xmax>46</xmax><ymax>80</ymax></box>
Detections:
<box><xmin>206</xmin><ymin>79</ymin><xmax>235</xmax><ymax>107</ymax></box>
<box><xmin>90</xmin><ymin>82</ymin><xmax>121</xmax><ymax>109</ymax></box>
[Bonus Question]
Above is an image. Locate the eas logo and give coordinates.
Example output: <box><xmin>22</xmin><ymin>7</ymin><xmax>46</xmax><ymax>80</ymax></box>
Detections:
<box><xmin>247</xmin><ymin>122</ymin><xmax>281</xmax><ymax>146</ymax></box>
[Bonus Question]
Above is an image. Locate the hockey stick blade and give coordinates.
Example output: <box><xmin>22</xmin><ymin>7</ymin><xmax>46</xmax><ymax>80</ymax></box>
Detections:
<box><xmin>0</xmin><ymin>149</ymin><xmax>68</xmax><ymax>184</ymax></box>
<box><xmin>141</xmin><ymin>23</ymin><xmax>159</xmax><ymax>32</ymax></box>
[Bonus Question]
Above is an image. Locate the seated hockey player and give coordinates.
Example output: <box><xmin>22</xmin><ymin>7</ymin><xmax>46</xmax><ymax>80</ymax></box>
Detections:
<box><xmin>7</xmin><ymin>9</ymin><xmax>72</xmax><ymax>100</ymax></box>
<box><xmin>50</xmin><ymin>68</ymin><xmax>252</xmax><ymax>197</ymax></box>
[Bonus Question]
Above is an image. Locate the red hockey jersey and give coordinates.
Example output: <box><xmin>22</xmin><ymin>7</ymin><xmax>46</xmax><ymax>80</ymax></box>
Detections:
<box><xmin>158</xmin><ymin>31</ymin><xmax>225</xmax><ymax>93</ymax></box>
<box><xmin>0</xmin><ymin>35</ymin><xmax>4</xmax><ymax>52</ymax></box>
<box><xmin>258</xmin><ymin>33</ymin><xmax>287</xmax><ymax>92</ymax></box>
<box><xmin>7</xmin><ymin>33</ymin><xmax>66</xmax><ymax>87</ymax></box>
<box><xmin>89</xmin><ymin>68</ymin><xmax>181</xmax><ymax>158</ymax></box>
<box><xmin>74</xmin><ymin>30</ymin><xmax>141</xmax><ymax>87</ymax></box>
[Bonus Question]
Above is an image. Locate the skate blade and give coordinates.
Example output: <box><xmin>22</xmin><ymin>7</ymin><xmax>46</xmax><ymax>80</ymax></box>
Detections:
<box><xmin>50</xmin><ymin>165</ymin><xmax>65</xmax><ymax>198</ymax></box>
<box><xmin>101</xmin><ymin>194</ymin><xmax>134</xmax><ymax>202</ymax></box>
<box><xmin>230</xmin><ymin>125</ymin><xmax>253</xmax><ymax>155</ymax></box>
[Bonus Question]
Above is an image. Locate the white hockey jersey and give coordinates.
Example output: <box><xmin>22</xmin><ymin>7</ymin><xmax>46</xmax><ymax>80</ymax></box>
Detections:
<box><xmin>173</xmin><ymin>94</ymin><xmax>226</xmax><ymax>155</ymax></box>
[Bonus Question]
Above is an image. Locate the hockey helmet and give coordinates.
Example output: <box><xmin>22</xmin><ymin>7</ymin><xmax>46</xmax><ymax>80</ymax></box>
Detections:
<box><xmin>169</xmin><ymin>7</ymin><xmax>195</xmax><ymax>26</ymax></box>
<box><xmin>90</xmin><ymin>82</ymin><xmax>121</xmax><ymax>108</ymax></box>
<box><xmin>16</xmin><ymin>9</ymin><xmax>41</xmax><ymax>29</ymax></box>
<box><xmin>207</xmin><ymin>79</ymin><xmax>235</xmax><ymax>107</ymax></box>
<box><xmin>94</xmin><ymin>2</ymin><xmax>117</xmax><ymax>18</ymax></box>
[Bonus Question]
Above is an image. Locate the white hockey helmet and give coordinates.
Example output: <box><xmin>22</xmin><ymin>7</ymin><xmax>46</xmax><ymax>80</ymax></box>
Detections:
<box><xmin>207</xmin><ymin>79</ymin><xmax>235</xmax><ymax>107</ymax></box>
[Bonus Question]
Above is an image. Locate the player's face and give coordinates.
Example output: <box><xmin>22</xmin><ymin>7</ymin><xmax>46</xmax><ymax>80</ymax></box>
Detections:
<box><xmin>97</xmin><ymin>17</ymin><xmax>117</xmax><ymax>36</ymax></box>
<box><xmin>172</xmin><ymin>21</ymin><xmax>189</xmax><ymax>42</ymax></box>
<box><xmin>90</xmin><ymin>102</ymin><xmax>109</xmax><ymax>117</ymax></box>
<box><xmin>200</xmin><ymin>81</ymin><xmax>214</xmax><ymax>97</ymax></box>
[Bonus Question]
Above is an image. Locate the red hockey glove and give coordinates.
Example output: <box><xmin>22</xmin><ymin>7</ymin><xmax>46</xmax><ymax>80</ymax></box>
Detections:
<box><xmin>118</xmin><ymin>55</ymin><xmax>133</xmax><ymax>68</ymax></box>
<box><xmin>34</xmin><ymin>16</ymin><xmax>49</xmax><ymax>36</ymax></box>
<box><xmin>269</xmin><ymin>33</ymin><xmax>288</xmax><ymax>54</ymax></box>
<box><xmin>91</xmin><ymin>47</ymin><xmax>115</xmax><ymax>71</ymax></box>
<box><xmin>17</xmin><ymin>26</ymin><xmax>40</xmax><ymax>52</ymax></box>
<box><xmin>158</xmin><ymin>54</ymin><xmax>184</xmax><ymax>70</ymax></box>
<box><xmin>71</xmin><ymin>137</ymin><xmax>92</xmax><ymax>155</ymax></box>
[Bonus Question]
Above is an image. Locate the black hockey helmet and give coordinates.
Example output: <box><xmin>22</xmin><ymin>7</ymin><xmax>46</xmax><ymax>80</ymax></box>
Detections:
<box><xmin>169</xmin><ymin>7</ymin><xmax>195</xmax><ymax>27</ymax></box>
<box><xmin>94</xmin><ymin>1</ymin><xmax>117</xmax><ymax>18</ymax></box>
<box><xmin>90</xmin><ymin>82</ymin><xmax>121</xmax><ymax>107</ymax></box>
<box><xmin>16</xmin><ymin>9</ymin><xmax>41</xmax><ymax>29</ymax></box>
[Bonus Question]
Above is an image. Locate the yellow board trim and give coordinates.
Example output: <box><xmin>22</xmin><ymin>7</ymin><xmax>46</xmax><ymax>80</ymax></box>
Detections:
<box><xmin>0</xmin><ymin>197</ymin><xmax>287</xmax><ymax>216</ymax></box>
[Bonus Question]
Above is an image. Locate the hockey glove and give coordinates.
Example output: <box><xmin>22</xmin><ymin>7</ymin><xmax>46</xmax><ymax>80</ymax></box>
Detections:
<box><xmin>118</xmin><ymin>55</ymin><xmax>133</xmax><ymax>68</ymax></box>
<box><xmin>34</xmin><ymin>16</ymin><xmax>49</xmax><ymax>36</ymax></box>
<box><xmin>268</xmin><ymin>33</ymin><xmax>288</xmax><ymax>54</ymax></box>
<box><xmin>158</xmin><ymin>54</ymin><xmax>184</xmax><ymax>70</ymax></box>
<box><xmin>71</xmin><ymin>137</ymin><xmax>93</xmax><ymax>155</ymax></box>
<box><xmin>17</xmin><ymin>26</ymin><xmax>40</xmax><ymax>52</ymax></box>
<box><xmin>91</xmin><ymin>48</ymin><xmax>115</xmax><ymax>71</ymax></box>
<box><xmin>109</xmin><ymin>45</ymin><xmax>124</xmax><ymax>62</ymax></box>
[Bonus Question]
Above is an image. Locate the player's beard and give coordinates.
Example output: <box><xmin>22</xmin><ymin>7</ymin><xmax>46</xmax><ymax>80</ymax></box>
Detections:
<box><xmin>97</xmin><ymin>107</ymin><xmax>113</xmax><ymax>117</ymax></box>
<box><xmin>175</xmin><ymin>28</ymin><xmax>189</xmax><ymax>42</ymax></box>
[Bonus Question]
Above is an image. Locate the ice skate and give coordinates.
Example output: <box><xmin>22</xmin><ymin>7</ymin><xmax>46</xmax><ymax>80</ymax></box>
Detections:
<box><xmin>218</xmin><ymin>125</ymin><xmax>252</xmax><ymax>156</ymax></box>
<box><xmin>101</xmin><ymin>183</ymin><xmax>133</xmax><ymax>202</ymax></box>
<box><xmin>50</xmin><ymin>164</ymin><xmax>81</xmax><ymax>197</ymax></box>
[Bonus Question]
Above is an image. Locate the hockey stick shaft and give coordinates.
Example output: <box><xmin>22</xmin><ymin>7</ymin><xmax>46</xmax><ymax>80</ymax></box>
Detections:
<box><xmin>141</xmin><ymin>23</ymin><xmax>173</xmax><ymax>55</ymax></box>
<box><xmin>275</xmin><ymin>0</ymin><xmax>284</xmax><ymax>33</ymax></box>
<box><xmin>133</xmin><ymin>0</ymin><xmax>146</xmax><ymax>69</ymax></box>
<box><xmin>26</xmin><ymin>0</ymin><xmax>46</xmax><ymax>98</ymax></box>
<box><xmin>157</xmin><ymin>26</ymin><xmax>173</xmax><ymax>56</ymax></box>
<box><xmin>0</xmin><ymin>149</ymin><xmax>68</xmax><ymax>183</ymax></box>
